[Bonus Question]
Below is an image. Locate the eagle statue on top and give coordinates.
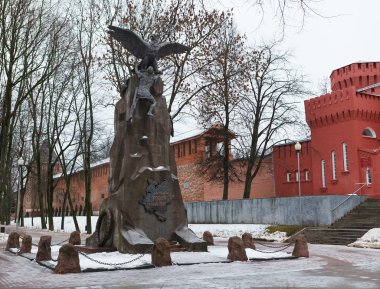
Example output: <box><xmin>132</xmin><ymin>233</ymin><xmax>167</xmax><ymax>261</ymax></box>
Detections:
<box><xmin>108</xmin><ymin>25</ymin><xmax>191</xmax><ymax>74</ymax></box>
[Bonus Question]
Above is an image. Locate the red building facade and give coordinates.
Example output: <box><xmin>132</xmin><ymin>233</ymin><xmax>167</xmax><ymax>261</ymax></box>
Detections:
<box><xmin>23</xmin><ymin>125</ymin><xmax>274</xmax><ymax>215</ymax></box>
<box><xmin>274</xmin><ymin>62</ymin><xmax>380</xmax><ymax>198</ymax></box>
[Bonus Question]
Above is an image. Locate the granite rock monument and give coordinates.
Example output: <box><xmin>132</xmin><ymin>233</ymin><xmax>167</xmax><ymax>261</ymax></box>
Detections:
<box><xmin>86</xmin><ymin>26</ymin><xmax>207</xmax><ymax>253</ymax></box>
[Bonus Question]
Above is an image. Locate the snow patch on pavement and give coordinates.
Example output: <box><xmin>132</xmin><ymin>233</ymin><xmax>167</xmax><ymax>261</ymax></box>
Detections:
<box><xmin>348</xmin><ymin>228</ymin><xmax>380</xmax><ymax>249</ymax></box>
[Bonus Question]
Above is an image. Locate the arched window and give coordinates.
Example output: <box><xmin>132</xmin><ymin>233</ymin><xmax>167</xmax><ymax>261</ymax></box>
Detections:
<box><xmin>321</xmin><ymin>160</ymin><xmax>326</xmax><ymax>188</ymax></box>
<box><xmin>343</xmin><ymin>143</ymin><xmax>349</xmax><ymax>172</ymax></box>
<box><xmin>362</xmin><ymin>127</ymin><xmax>376</xmax><ymax>138</ymax></box>
<box><xmin>331</xmin><ymin>151</ymin><xmax>337</xmax><ymax>180</ymax></box>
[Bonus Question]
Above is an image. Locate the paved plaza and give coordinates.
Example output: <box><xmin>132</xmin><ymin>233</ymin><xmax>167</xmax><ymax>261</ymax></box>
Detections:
<box><xmin>1</xmin><ymin>227</ymin><xmax>380</xmax><ymax>289</ymax></box>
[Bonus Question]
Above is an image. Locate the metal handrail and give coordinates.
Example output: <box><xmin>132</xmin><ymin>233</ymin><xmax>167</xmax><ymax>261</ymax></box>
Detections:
<box><xmin>331</xmin><ymin>183</ymin><xmax>367</xmax><ymax>212</ymax></box>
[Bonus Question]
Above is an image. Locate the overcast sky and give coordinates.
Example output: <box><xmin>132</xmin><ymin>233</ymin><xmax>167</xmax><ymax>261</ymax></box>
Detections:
<box><xmin>223</xmin><ymin>0</ymin><xmax>380</xmax><ymax>93</ymax></box>
<box><xmin>100</xmin><ymin>1</ymin><xmax>380</xmax><ymax>138</ymax></box>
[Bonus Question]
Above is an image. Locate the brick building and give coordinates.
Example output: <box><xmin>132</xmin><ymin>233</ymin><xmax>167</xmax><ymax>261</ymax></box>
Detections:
<box><xmin>23</xmin><ymin>125</ymin><xmax>275</xmax><ymax>215</ymax></box>
<box><xmin>25</xmin><ymin>61</ymin><xmax>380</xmax><ymax>217</ymax></box>
<box><xmin>273</xmin><ymin>62</ymin><xmax>380</xmax><ymax>198</ymax></box>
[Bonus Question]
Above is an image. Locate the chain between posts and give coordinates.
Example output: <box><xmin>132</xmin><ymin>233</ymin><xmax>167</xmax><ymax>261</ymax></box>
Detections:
<box><xmin>254</xmin><ymin>240</ymin><xmax>293</xmax><ymax>249</ymax></box>
<box><xmin>253</xmin><ymin>243</ymin><xmax>293</xmax><ymax>253</ymax></box>
<box><xmin>77</xmin><ymin>246</ymin><xmax>153</xmax><ymax>267</ymax></box>
<box><xmin>20</xmin><ymin>235</ymin><xmax>69</xmax><ymax>247</ymax></box>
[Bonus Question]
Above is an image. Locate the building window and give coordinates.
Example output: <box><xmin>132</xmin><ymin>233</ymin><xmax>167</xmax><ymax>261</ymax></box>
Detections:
<box><xmin>286</xmin><ymin>172</ymin><xmax>292</xmax><ymax>182</ymax></box>
<box><xmin>362</xmin><ymin>127</ymin><xmax>376</xmax><ymax>138</ymax></box>
<box><xmin>305</xmin><ymin>170</ymin><xmax>310</xmax><ymax>181</ymax></box>
<box><xmin>205</xmin><ymin>145</ymin><xmax>210</xmax><ymax>159</ymax></box>
<box><xmin>216</xmin><ymin>142</ymin><xmax>224</xmax><ymax>155</ymax></box>
<box><xmin>321</xmin><ymin>160</ymin><xmax>326</xmax><ymax>188</ymax></box>
<box><xmin>366</xmin><ymin>167</ymin><xmax>372</xmax><ymax>185</ymax></box>
<box><xmin>295</xmin><ymin>171</ymin><xmax>300</xmax><ymax>182</ymax></box>
<box><xmin>101</xmin><ymin>193</ymin><xmax>105</xmax><ymax>199</ymax></box>
<box><xmin>331</xmin><ymin>151</ymin><xmax>337</xmax><ymax>180</ymax></box>
<box><xmin>343</xmin><ymin>143</ymin><xmax>349</xmax><ymax>171</ymax></box>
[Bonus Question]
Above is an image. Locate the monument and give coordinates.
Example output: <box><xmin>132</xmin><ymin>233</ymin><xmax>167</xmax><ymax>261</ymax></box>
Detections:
<box><xmin>86</xmin><ymin>26</ymin><xmax>207</xmax><ymax>253</ymax></box>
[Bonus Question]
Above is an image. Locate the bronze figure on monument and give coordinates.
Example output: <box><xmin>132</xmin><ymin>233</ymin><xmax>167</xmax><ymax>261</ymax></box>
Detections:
<box><xmin>86</xmin><ymin>26</ymin><xmax>207</xmax><ymax>253</ymax></box>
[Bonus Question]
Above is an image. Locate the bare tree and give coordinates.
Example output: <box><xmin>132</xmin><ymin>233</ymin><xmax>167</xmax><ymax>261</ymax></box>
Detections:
<box><xmin>74</xmin><ymin>0</ymin><xmax>103</xmax><ymax>234</ymax></box>
<box><xmin>102</xmin><ymin>0</ymin><xmax>232</xmax><ymax>121</ymax></box>
<box><xmin>196</xmin><ymin>22</ymin><xmax>248</xmax><ymax>200</ymax></box>
<box><xmin>253</xmin><ymin>0</ymin><xmax>325</xmax><ymax>34</ymax></box>
<box><xmin>0</xmin><ymin>0</ymin><xmax>72</xmax><ymax>224</ymax></box>
<box><xmin>236</xmin><ymin>43</ymin><xmax>307</xmax><ymax>199</ymax></box>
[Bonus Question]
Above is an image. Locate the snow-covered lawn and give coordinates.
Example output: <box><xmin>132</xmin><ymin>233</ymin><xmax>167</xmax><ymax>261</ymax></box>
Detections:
<box><xmin>348</xmin><ymin>228</ymin><xmax>380</xmax><ymax>249</ymax></box>
<box><xmin>20</xmin><ymin>216</ymin><xmax>287</xmax><ymax>242</ymax></box>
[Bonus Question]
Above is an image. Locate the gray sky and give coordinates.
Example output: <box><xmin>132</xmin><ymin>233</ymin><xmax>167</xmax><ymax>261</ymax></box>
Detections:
<box><xmin>102</xmin><ymin>1</ymin><xmax>380</xmax><ymax>137</ymax></box>
<box><xmin>225</xmin><ymin>0</ymin><xmax>380</xmax><ymax>93</ymax></box>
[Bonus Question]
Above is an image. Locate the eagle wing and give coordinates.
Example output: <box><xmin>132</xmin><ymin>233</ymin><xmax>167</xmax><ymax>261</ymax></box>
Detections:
<box><xmin>157</xmin><ymin>42</ymin><xmax>191</xmax><ymax>59</ymax></box>
<box><xmin>108</xmin><ymin>26</ymin><xmax>149</xmax><ymax>59</ymax></box>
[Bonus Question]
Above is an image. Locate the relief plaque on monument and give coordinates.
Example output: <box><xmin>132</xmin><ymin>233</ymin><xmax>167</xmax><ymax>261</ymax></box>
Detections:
<box><xmin>139</xmin><ymin>179</ymin><xmax>172</xmax><ymax>222</ymax></box>
<box><xmin>86</xmin><ymin>26</ymin><xmax>207</xmax><ymax>253</ymax></box>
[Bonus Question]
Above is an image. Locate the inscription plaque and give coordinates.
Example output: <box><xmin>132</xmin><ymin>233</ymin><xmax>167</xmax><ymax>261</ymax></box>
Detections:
<box><xmin>139</xmin><ymin>179</ymin><xmax>172</xmax><ymax>222</ymax></box>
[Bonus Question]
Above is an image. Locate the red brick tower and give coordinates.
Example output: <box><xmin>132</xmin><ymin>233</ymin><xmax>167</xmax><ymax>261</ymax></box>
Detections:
<box><xmin>274</xmin><ymin>62</ymin><xmax>380</xmax><ymax>198</ymax></box>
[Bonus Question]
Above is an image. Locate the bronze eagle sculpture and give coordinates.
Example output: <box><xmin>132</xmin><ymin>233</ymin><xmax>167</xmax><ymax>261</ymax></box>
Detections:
<box><xmin>108</xmin><ymin>25</ymin><xmax>191</xmax><ymax>74</ymax></box>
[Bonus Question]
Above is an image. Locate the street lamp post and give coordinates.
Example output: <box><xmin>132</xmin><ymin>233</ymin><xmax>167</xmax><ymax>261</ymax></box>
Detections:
<box><xmin>16</xmin><ymin>156</ymin><xmax>24</xmax><ymax>230</ymax></box>
<box><xmin>294</xmin><ymin>142</ymin><xmax>302</xmax><ymax>225</ymax></box>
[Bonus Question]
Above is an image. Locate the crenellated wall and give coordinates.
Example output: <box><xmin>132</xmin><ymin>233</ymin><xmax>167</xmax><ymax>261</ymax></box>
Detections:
<box><xmin>330</xmin><ymin>62</ymin><xmax>380</xmax><ymax>91</ymax></box>
<box><xmin>274</xmin><ymin>61</ymin><xmax>380</xmax><ymax>198</ymax></box>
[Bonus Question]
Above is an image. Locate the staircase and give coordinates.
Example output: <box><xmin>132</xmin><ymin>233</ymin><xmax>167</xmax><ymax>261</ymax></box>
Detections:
<box><xmin>297</xmin><ymin>198</ymin><xmax>380</xmax><ymax>245</ymax></box>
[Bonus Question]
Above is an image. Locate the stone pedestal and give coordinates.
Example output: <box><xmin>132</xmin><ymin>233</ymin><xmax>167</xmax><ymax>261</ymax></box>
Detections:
<box><xmin>86</xmin><ymin>75</ymin><xmax>206</xmax><ymax>253</ymax></box>
<box><xmin>36</xmin><ymin>236</ymin><xmax>52</xmax><ymax>262</ymax></box>
<box><xmin>227</xmin><ymin>236</ymin><xmax>248</xmax><ymax>262</ymax></box>
<box><xmin>19</xmin><ymin>235</ymin><xmax>32</xmax><ymax>254</ymax></box>
<box><xmin>5</xmin><ymin>231</ymin><xmax>20</xmax><ymax>250</ymax></box>
<box><xmin>55</xmin><ymin>244</ymin><xmax>81</xmax><ymax>274</ymax></box>
<box><xmin>151</xmin><ymin>238</ymin><xmax>171</xmax><ymax>267</ymax></box>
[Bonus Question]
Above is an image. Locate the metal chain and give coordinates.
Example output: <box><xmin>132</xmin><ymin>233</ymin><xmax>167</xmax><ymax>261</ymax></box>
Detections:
<box><xmin>253</xmin><ymin>243</ymin><xmax>293</xmax><ymax>253</ymax></box>
<box><xmin>254</xmin><ymin>240</ymin><xmax>293</xmax><ymax>248</ymax></box>
<box><xmin>52</xmin><ymin>238</ymin><xmax>70</xmax><ymax>246</ymax></box>
<box><xmin>79</xmin><ymin>251</ymin><xmax>145</xmax><ymax>266</ymax></box>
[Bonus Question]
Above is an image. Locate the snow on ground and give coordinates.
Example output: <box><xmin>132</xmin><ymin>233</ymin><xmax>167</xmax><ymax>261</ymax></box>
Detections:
<box><xmin>20</xmin><ymin>217</ymin><xmax>287</xmax><ymax>241</ymax></box>
<box><xmin>21</xmin><ymin>216</ymin><xmax>99</xmax><ymax>233</ymax></box>
<box><xmin>188</xmin><ymin>224</ymin><xmax>287</xmax><ymax>242</ymax></box>
<box><xmin>9</xmin><ymin>241</ymin><xmax>292</xmax><ymax>271</ymax></box>
<box><xmin>0</xmin><ymin>233</ymin><xmax>8</xmax><ymax>249</ymax></box>
<box><xmin>348</xmin><ymin>228</ymin><xmax>380</xmax><ymax>249</ymax></box>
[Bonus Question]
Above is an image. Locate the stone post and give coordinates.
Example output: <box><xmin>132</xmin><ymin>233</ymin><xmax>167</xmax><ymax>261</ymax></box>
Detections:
<box><xmin>151</xmin><ymin>238</ymin><xmax>171</xmax><ymax>267</ymax></box>
<box><xmin>292</xmin><ymin>234</ymin><xmax>309</xmax><ymax>258</ymax></box>
<box><xmin>5</xmin><ymin>231</ymin><xmax>20</xmax><ymax>251</ymax></box>
<box><xmin>242</xmin><ymin>232</ymin><xmax>256</xmax><ymax>249</ymax></box>
<box><xmin>36</xmin><ymin>236</ymin><xmax>52</xmax><ymax>262</ymax></box>
<box><xmin>69</xmin><ymin>231</ymin><xmax>81</xmax><ymax>245</ymax></box>
<box><xmin>55</xmin><ymin>244</ymin><xmax>81</xmax><ymax>274</ymax></box>
<box><xmin>19</xmin><ymin>235</ymin><xmax>32</xmax><ymax>254</ymax></box>
<box><xmin>227</xmin><ymin>236</ymin><xmax>248</xmax><ymax>262</ymax></box>
<box><xmin>202</xmin><ymin>231</ymin><xmax>214</xmax><ymax>245</ymax></box>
